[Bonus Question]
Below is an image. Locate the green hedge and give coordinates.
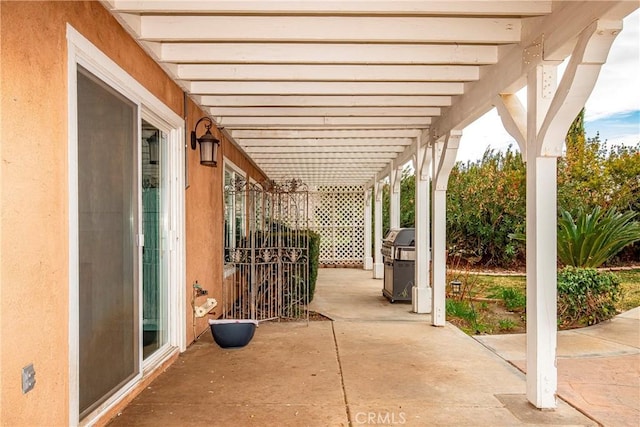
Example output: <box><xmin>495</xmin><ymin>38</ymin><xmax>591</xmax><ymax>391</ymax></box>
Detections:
<box><xmin>307</xmin><ymin>230</ymin><xmax>320</xmax><ymax>302</ymax></box>
<box><xmin>557</xmin><ymin>266</ymin><xmax>621</xmax><ymax>327</ymax></box>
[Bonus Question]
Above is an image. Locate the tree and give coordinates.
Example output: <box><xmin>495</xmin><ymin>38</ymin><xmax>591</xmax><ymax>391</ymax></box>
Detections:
<box><xmin>380</xmin><ymin>166</ymin><xmax>415</xmax><ymax>235</ymax></box>
<box><xmin>557</xmin><ymin>109</ymin><xmax>608</xmax><ymax>213</ymax></box>
<box><xmin>447</xmin><ymin>147</ymin><xmax>526</xmax><ymax>266</ymax></box>
<box><xmin>603</xmin><ymin>143</ymin><xmax>640</xmax><ymax>213</ymax></box>
<box><xmin>375</xmin><ymin>109</ymin><xmax>639</xmax><ymax>268</ymax></box>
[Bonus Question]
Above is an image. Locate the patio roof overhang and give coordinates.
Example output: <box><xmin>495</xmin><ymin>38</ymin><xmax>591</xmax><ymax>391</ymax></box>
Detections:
<box><xmin>100</xmin><ymin>0</ymin><xmax>638</xmax><ymax>412</ymax></box>
<box><xmin>102</xmin><ymin>0</ymin><xmax>637</xmax><ymax>187</ymax></box>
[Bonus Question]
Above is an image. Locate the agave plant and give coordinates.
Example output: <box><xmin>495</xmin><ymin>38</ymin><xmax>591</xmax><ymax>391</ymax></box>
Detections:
<box><xmin>557</xmin><ymin>207</ymin><xmax>640</xmax><ymax>268</ymax></box>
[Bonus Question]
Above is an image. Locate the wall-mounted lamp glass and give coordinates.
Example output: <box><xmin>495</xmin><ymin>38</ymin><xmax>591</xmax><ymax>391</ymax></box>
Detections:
<box><xmin>147</xmin><ymin>133</ymin><xmax>159</xmax><ymax>165</ymax></box>
<box><xmin>142</xmin><ymin>129</ymin><xmax>159</xmax><ymax>165</ymax></box>
<box><xmin>191</xmin><ymin>117</ymin><xmax>220</xmax><ymax>167</ymax></box>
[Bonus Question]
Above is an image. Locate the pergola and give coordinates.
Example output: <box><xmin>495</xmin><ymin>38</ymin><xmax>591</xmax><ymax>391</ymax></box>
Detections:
<box><xmin>103</xmin><ymin>0</ymin><xmax>637</xmax><ymax>410</ymax></box>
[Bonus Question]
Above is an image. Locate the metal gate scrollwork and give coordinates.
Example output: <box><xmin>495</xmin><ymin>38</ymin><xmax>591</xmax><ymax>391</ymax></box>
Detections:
<box><xmin>224</xmin><ymin>179</ymin><xmax>310</xmax><ymax>322</ymax></box>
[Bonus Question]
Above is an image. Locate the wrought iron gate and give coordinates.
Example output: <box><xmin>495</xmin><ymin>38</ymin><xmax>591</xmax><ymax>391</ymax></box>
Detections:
<box><xmin>223</xmin><ymin>179</ymin><xmax>310</xmax><ymax>322</ymax></box>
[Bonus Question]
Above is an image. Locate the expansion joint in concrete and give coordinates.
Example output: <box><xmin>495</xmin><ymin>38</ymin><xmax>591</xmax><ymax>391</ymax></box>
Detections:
<box><xmin>332</xmin><ymin>321</ymin><xmax>352</xmax><ymax>426</ymax></box>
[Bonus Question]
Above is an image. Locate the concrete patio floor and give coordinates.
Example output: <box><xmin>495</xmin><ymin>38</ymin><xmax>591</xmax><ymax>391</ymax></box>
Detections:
<box><xmin>108</xmin><ymin>268</ymin><xmax>637</xmax><ymax>426</ymax></box>
<box><xmin>476</xmin><ymin>307</ymin><xmax>640</xmax><ymax>427</ymax></box>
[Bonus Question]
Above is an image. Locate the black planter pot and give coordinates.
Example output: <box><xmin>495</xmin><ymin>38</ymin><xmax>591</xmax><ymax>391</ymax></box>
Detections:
<box><xmin>208</xmin><ymin>319</ymin><xmax>258</xmax><ymax>348</ymax></box>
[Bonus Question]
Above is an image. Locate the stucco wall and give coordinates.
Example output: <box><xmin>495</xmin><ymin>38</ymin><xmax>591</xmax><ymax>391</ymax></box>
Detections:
<box><xmin>184</xmin><ymin>99</ymin><xmax>224</xmax><ymax>344</ymax></box>
<box><xmin>3</xmin><ymin>2</ymin><xmax>76</xmax><ymax>424</ymax></box>
<box><xmin>185</xmin><ymin>98</ymin><xmax>266</xmax><ymax>344</ymax></box>
<box><xmin>1</xmin><ymin>1</ymin><xmax>265</xmax><ymax>424</ymax></box>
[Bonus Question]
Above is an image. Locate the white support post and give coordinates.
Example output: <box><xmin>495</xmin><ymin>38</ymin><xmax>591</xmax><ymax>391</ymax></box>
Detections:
<box><xmin>526</xmin><ymin>64</ymin><xmax>558</xmax><ymax>410</ymax></box>
<box><xmin>390</xmin><ymin>164</ymin><xmax>402</xmax><ymax>230</ymax></box>
<box><xmin>364</xmin><ymin>187</ymin><xmax>373</xmax><ymax>270</ymax></box>
<box><xmin>513</xmin><ymin>20</ymin><xmax>619</xmax><ymax>409</ymax></box>
<box><xmin>373</xmin><ymin>180</ymin><xmax>384</xmax><ymax>279</ymax></box>
<box><xmin>413</xmin><ymin>131</ymin><xmax>432</xmax><ymax>313</ymax></box>
<box><xmin>431</xmin><ymin>131</ymin><xmax>461</xmax><ymax>326</ymax></box>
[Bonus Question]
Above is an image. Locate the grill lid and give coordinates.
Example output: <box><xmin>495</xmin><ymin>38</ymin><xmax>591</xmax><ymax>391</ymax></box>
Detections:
<box><xmin>383</xmin><ymin>228</ymin><xmax>415</xmax><ymax>247</ymax></box>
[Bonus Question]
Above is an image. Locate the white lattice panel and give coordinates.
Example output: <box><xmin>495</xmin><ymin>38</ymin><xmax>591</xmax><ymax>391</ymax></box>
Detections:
<box><xmin>309</xmin><ymin>186</ymin><xmax>364</xmax><ymax>265</ymax></box>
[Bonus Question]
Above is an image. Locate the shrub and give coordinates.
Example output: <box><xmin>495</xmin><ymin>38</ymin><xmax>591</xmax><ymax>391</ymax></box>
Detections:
<box><xmin>447</xmin><ymin>147</ymin><xmax>526</xmax><ymax>267</ymax></box>
<box><xmin>557</xmin><ymin>266</ymin><xmax>621</xmax><ymax>327</ymax></box>
<box><xmin>307</xmin><ymin>230</ymin><xmax>320</xmax><ymax>302</ymax></box>
<box><xmin>240</xmin><ymin>229</ymin><xmax>320</xmax><ymax>305</ymax></box>
<box><xmin>557</xmin><ymin>207</ymin><xmax>640</xmax><ymax>268</ymax></box>
<box><xmin>279</xmin><ymin>230</ymin><xmax>320</xmax><ymax>304</ymax></box>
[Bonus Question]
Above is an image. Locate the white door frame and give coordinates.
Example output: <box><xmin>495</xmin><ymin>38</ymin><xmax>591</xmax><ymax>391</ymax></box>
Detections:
<box><xmin>67</xmin><ymin>25</ymin><xmax>186</xmax><ymax>426</ymax></box>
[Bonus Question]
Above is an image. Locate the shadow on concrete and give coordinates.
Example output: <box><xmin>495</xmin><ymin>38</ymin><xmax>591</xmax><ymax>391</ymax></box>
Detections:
<box><xmin>109</xmin><ymin>268</ymin><xmax>607</xmax><ymax>426</ymax></box>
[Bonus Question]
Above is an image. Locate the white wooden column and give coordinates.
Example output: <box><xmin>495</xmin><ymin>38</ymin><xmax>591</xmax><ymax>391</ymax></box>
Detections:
<box><xmin>526</xmin><ymin>64</ymin><xmax>559</xmax><ymax>409</ymax></box>
<box><xmin>363</xmin><ymin>187</ymin><xmax>373</xmax><ymax>270</ymax></box>
<box><xmin>495</xmin><ymin>20</ymin><xmax>620</xmax><ymax>409</ymax></box>
<box><xmin>431</xmin><ymin>130</ymin><xmax>461</xmax><ymax>326</ymax></box>
<box><xmin>373</xmin><ymin>179</ymin><xmax>384</xmax><ymax>279</ymax></box>
<box><xmin>389</xmin><ymin>164</ymin><xmax>402</xmax><ymax>230</ymax></box>
<box><xmin>413</xmin><ymin>131</ymin><xmax>432</xmax><ymax>313</ymax></box>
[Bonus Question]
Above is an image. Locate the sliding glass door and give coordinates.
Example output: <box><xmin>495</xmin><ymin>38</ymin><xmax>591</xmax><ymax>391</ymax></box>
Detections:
<box><xmin>70</xmin><ymin>30</ymin><xmax>186</xmax><ymax>424</ymax></box>
<box><xmin>77</xmin><ymin>71</ymin><xmax>173</xmax><ymax>418</ymax></box>
<box><xmin>77</xmin><ymin>67</ymin><xmax>138</xmax><ymax>417</ymax></box>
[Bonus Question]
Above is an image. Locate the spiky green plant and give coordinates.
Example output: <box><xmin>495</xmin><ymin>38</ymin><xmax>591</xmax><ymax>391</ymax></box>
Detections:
<box><xmin>557</xmin><ymin>207</ymin><xmax>640</xmax><ymax>268</ymax></box>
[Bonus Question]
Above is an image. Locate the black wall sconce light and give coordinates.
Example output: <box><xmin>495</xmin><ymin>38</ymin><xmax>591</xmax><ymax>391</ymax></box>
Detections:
<box><xmin>191</xmin><ymin>117</ymin><xmax>220</xmax><ymax>167</ymax></box>
<box><xmin>142</xmin><ymin>128</ymin><xmax>159</xmax><ymax>165</ymax></box>
<box><xmin>147</xmin><ymin>132</ymin><xmax>159</xmax><ymax>165</ymax></box>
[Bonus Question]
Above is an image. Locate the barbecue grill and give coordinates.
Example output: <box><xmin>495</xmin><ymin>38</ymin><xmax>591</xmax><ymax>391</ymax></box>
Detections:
<box><xmin>381</xmin><ymin>228</ymin><xmax>415</xmax><ymax>302</ymax></box>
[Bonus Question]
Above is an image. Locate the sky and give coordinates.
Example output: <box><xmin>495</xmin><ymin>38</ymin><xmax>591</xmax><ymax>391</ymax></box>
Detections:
<box><xmin>457</xmin><ymin>9</ymin><xmax>640</xmax><ymax>163</ymax></box>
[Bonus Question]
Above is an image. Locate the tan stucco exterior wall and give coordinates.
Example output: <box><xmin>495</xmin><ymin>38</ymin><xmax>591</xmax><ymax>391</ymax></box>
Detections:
<box><xmin>1</xmin><ymin>1</ymin><xmax>265</xmax><ymax>424</ymax></box>
<box><xmin>185</xmin><ymin>99</ymin><xmax>223</xmax><ymax>344</ymax></box>
<box><xmin>3</xmin><ymin>2</ymin><xmax>76</xmax><ymax>424</ymax></box>
<box><xmin>185</xmin><ymin>98</ymin><xmax>267</xmax><ymax>345</ymax></box>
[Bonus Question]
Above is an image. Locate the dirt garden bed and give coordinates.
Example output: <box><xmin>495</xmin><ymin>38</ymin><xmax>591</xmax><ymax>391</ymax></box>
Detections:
<box><xmin>446</xmin><ymin>268</ymin><xmax>640</xmax><ymax>336</ymax></box>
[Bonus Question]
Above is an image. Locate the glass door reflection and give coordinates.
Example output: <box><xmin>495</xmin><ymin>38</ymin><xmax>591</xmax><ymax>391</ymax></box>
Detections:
<box><xmin>141</xmin><ymin>121</ymin><xmax>167</xmax><ymax>359</ymax></box>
